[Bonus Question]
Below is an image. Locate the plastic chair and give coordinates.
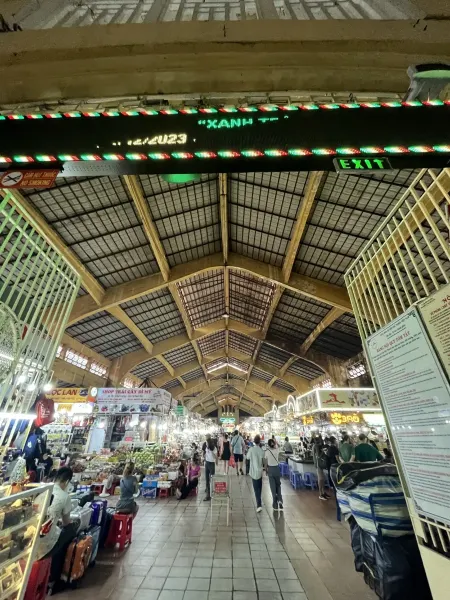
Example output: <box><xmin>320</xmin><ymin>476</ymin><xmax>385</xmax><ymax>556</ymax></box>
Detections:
<box><xmin>279</xmin><ymin>462</ymin><xmax>289</xmax><ymax>477</ymax></box>
<box><xmin>290</xmin><ymin>471</ymin><xmax>303</xmax><ymax>489</ymax></box>
<box><xmin>158</xmin><ymin>488</ymin><xmax>170</xmax><ymax>498</ymax></box>
<box><xmin>303</xmin><ymin>472</ymin><xmax>318</xmax><ymax>490</ymax></box>
<box><xmin>105</xmin><ymin>513</ymin><xmax>133</xmax><ymax>550</ymax></box>
<box><xmin>24</xmin><ymin>557</ymin><xmax>51</xmax><ymax>600</ymax></box>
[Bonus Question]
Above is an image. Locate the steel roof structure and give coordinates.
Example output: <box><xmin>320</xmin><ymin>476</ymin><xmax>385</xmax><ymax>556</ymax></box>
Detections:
<box><xmin>4</xmin><ymin>163</ymin><xmax>445</xmax><ymax>417</ymax></box>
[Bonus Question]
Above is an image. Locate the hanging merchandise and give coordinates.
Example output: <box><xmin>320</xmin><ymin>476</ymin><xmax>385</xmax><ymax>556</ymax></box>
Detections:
<box><xmin>33</xmin><ymin>394</ymin><xmax>54</xmax><ymax>427</ymax></box>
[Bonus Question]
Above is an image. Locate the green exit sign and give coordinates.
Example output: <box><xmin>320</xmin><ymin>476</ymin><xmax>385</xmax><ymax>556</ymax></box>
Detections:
<box><xmin>333</xmin><ymin>157</ymin><xmax>392</xmax><ymax>172</ymax></box>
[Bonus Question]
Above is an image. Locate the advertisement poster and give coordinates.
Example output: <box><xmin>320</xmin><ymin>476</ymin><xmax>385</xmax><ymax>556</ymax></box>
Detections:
<box><xmin>367</xmin><ymin>308</ymin><xmax>450</xmax><ymax>525</ymax></box>
<box><xmin>48</xmin><ymin>388</ymin><xmax>90</xmax><ymax>403</ymax></box>
<box><xmin>418</xmin><ymin>283</ymin><xmax>450</xmax><ymax>380</ymax></box>
<box><xmin>288</xmin><ymin>391</ymin><xmax>319</xmax><ymax>415</ymax></box>
<box><xmin>317</xmin><ymin>389</ymin><xmax>380</xmax><ymax>410</ymax></box>
<box><xmin>95</xmin><ymin>387</ymin><xmax>172</xmax><ymax>413</ymax></box>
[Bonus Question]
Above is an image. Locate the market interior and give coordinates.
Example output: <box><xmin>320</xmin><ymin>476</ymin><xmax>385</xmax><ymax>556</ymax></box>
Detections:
<box><xmin>0</xmin><ymin>155</ymin><xmax>449</xmax><ymax>600</ymax></box>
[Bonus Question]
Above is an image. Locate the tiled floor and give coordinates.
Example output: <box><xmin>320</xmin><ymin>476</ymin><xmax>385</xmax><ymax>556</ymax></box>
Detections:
<box><xmin>62</xmin><ymin>473</ymin><xmax>376</xmax><ymax>600</ymax></box>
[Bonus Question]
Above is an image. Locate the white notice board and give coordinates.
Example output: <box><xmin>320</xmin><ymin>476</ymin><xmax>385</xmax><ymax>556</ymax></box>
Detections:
<box><xmin>418</xmin><ymin>283</ymin><xmax>450</xmax><ymax>381</ymax></box>
<box><xmin>367</xmin><ymin>307</ymin><xmax>450</xmax><ymax>525</ymax></box>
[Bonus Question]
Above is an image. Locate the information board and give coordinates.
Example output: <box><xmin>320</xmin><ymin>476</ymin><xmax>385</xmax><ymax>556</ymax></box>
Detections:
<box><xmin>418</xmin><ymin>283</ymin><xmax>450</xmax><ymax>380</ymax></box>
<box><xmin>367</xmin><ymin>308</ymin><xmax>450</xmax><ymax>525</ymax></box>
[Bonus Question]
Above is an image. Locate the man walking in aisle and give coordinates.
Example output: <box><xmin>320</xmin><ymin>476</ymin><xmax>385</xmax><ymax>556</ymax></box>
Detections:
<box><xmin>247</xmin><ymin>435</ymin><xmax>265</xmax><ymax>512</ymax></box>
<box><xmin>231</xmin><ymin>429</ymin><xmax>245</xmax><ymax>475</ymax></box>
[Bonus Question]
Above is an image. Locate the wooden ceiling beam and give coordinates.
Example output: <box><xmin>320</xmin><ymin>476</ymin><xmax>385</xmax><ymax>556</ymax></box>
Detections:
<box><xmin>68</xmin><ymin>253</ymin><xmax>351</xmax><ymax>324</ymax></box>
<box><xmin>299</xmin><ymin>307</ymin><xmax>345</xmax><ymax>355</ymax></box>
<box><xmin>282</xmin><ymin>172</ymin><xmax>325</xmax><ymax>283</ymax></box>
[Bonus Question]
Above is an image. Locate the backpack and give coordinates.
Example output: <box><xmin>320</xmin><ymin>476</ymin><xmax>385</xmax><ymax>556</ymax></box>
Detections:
<box><xmin>317</xmin><ymin>447</ymin><xmax>328</xmax><ymax>470</ymax></box>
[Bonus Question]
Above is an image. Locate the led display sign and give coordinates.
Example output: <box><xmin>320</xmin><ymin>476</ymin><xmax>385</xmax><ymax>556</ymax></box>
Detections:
<box><xmin>0</xmin><ymin>101</ymin><xmax>449</xmax><ymax>176</ymax></box>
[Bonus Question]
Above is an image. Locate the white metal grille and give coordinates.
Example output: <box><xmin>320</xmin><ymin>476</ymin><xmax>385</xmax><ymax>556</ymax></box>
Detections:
<box><xmin>344</xmin><ymin>167</ymin><xmax>450</xmax><ymax>554</ymax></box>
<box><xmin>0</xmin><ymin>191</ymin><xmax>80</xmax><ymax>445</ymax></box>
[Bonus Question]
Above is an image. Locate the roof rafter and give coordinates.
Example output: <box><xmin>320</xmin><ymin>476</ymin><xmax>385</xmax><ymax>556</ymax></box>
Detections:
<box><xmin>282</xmin><ymin>172</ymin><xmax>325</xmax><ymax>283</ymax></box>
<box><xmin>68</xmin><ymin>253</ymin><xmax>351</xmax><ymax>324</ymax></box>
<box><xmin>110</xmin><ymin>318</ymin><xmax>328</xmax><ymax>384</ymax></box>
<box><xmin>299</xmin><ymin>307</ymin><xmax>346</xmax><ymax>355</ymax></box>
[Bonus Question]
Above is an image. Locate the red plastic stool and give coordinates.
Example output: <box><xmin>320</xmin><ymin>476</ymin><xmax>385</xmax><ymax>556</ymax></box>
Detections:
<box><xmin>158</xmin><ymin>488</ymin><xmax>169</xmax><ymax>498</ymax></box>
<box><xmin>92</xmin><ymin>483</ymin><xmax>104</xmax><ymax>494</ymax></box>
<box><xmin>106</xmin><ymin>513</ymin><xmax>133</xmax><ymax>550</ymax></box>
<box><xmin>24</xmin><ymin>557</ymin><xmax>51</xmax><ymax>600</ymax></box>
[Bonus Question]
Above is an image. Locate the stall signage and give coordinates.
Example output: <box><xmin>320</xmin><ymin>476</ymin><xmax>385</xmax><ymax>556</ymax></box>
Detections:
<box><xmin>288</xmin><ymin>390</ymin><xmax>319</xmax><ymax>415</ymax></box>
<box><xmin>48</xmin><ymin>388</ymin><xmax>90</xmax><ymax>403</ymax></box>
<box><xmin>214</xmin><ymin>481</ymin><xmax>228</xmax><ymax>494</ymax></box>
<box><xmin>329</xmin><ymin>412</ymin><xmax>361</xmax><ymax>426</ymax></box>
<box><xmin>318</xmin><ymin>389</ymin><xmax>380</xmax><ymax>410</ymax></box>
<box><xmin>301</xmin><ymin>415</ymin><xmax>314</xmax><ymax>426</ymax></box>
<box><xmin>96</xmin><ymin>387</ymin><xmax>172</xmax><ymax>412</ymax></box>
<box><xmin>220</xmin><ymin>417</ymin><xmax>235</xmax><ymax>423</ymax></box>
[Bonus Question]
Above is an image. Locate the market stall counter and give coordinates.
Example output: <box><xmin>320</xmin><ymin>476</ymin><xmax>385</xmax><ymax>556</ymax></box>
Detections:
<box><xmin>287</xmin><ymin>456</ymin><xmax>317</xmax><ymax>476</ymax></box>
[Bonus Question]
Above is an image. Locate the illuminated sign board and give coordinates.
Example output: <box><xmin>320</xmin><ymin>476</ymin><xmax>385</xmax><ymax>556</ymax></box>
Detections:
<box><xmin>0</xmin><ymin>101</ymin><xmax>449</xmax><ymax>176</ymax></box>
<box><xmin>333</xmin><ymin>157</ymin><xmax>392</xmax><ymax>172</ymax></box>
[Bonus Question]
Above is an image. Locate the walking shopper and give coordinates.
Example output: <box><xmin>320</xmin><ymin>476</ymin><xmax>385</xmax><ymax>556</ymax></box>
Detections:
<box><xmin>220</xmin><ymin>433</ymin><xmax>231</xmax><ymax>474</ymax></box>
<box><xmin>265</xmin><ymin>438</ymin><xmax>283</xmax><ymax>511</ymax></box>
<box><xmin>312</xmin><ymin>436</ymin><xmax>329</xmax><ymax>501</ymax></box>
<box><xmin>247</xmin><ymin>434</ymin><xmax>265</xmax><ymax>512</ymax></box>
<box><xmin>355</xmin><ymin>433</ymin><xmax>384</xmax><ymax>462</ymax></box>
<box><xmin>231</xmin><ymin>429</ymin><xmax>245</xmax><ymax>475</ymax></box>
<box><xmin>204</xmin><ymin>437</ymin><xmax>218</xmax><ymax>501</ymax></box>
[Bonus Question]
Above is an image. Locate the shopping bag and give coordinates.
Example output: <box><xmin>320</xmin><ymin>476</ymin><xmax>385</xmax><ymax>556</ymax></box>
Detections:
<box><xmin>229</xmin><ymin>456</ymin><xmax>236</xmax><ymax>468</ymax></box>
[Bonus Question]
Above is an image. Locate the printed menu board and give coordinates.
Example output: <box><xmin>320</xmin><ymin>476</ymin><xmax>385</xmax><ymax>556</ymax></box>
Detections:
<box><xmin>419</xmin><ymin>283</ymin><xmax>450</xmax><ymax>380</ymax></box>
<box><xmin>367</xmin><ymin>308</ymin><xmax>450</xmax><ymax>525</ymax></box>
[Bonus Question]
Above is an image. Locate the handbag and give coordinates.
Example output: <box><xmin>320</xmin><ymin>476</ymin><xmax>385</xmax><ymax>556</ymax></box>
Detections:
<box><xmin>229</xmin><ymin>455</ymin><xmax>236</xmax><ymax>468</ymax></box>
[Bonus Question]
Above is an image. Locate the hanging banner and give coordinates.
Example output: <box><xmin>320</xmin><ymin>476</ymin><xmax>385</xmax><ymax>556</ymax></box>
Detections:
<box><xmin>317</xmin><ymin>388</ymin><xmax>380</xmax><ymax>410</ymax></box>
<box><xmin>95</xmin><ymin>387</ymin><xmax>172</xmax><ymax>412</ymax></box>
<box><xmin>367</xmin><ymin>308</ymin><xmax>450</xmax><ymax>526</ymax></box>
<box><xmin>418</xmin><ymin>283</ymin><xmax>450</xmax><ymax>380</ymax></box>
<box><xmin>48</xmin><ymin>388</ymin><xmax>90</xmax><ymax>403</ymax></box>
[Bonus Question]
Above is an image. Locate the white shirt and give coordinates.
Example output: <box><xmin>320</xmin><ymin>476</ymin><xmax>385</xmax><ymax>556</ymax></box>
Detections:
<box><xmin>247</xmin><ymin>445</ymin><xmax>265</xmax><ymax>480</ymax></box>
<box><xmin>205</xmin><ymin>446</ymin><xmax>217</xmax><ymax>463</ymax></box>
<box><xmin>37</xmin><ymin>483</ymin><xmax>71</xmax><ymax>559</ymax></box>
<box><xmin>265</xmin><ymin>446</ymin><xmax>279</xmax><ymax>467</ymax></box>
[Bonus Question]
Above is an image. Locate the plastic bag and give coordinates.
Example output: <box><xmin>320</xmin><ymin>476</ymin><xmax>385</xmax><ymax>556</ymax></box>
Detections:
<box><xmin>229</xmin><ymin>456</ymin><xmax>236</xmax><ymax>468</ymax></box>
<box><xmin>348</xmin><ymin>516</ymin><xmax>364</xmax><ymax>572</ymax></box>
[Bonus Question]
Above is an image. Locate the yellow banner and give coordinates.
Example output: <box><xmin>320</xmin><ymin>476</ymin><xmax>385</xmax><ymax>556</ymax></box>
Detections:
<box><xmin>48</xmin><ymin>388</ymin><xmax>90</xmax><ymax>403</ymax></box>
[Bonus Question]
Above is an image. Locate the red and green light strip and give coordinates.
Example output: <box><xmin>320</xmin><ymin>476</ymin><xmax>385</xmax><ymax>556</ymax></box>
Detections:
<box><xmin>0</xmin><ymin>145</ymin><xmax>449</xmax><ymax>164</ymax></box>
<box><xmin>0</xmin><ymin>99</ymin><xmax>448</xmax><ymax>121</ymax></box>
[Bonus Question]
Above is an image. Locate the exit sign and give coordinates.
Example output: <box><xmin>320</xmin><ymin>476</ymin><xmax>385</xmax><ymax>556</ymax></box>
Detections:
<box><xmin>333</xmin><ymin>156</ymin><xmax>392</xmax><ymax>172</ymax></box>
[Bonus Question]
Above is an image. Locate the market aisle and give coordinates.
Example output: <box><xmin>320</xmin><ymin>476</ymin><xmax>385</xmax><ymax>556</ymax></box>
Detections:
<box><xmin>64</xmin><ymin>475</ymin><xmax>376</xmax><ymax>600</ymax></box>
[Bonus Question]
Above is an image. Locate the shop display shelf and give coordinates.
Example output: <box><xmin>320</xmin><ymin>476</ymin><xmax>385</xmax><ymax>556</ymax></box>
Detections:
<box><xmin>0</xmin><ymin>580</ymin><xmax>21</xmax><ymax>600</ymax></box>
<box><xmin>0</xmin><ymin>516</ymin><xmax>38</xmax><ymax>539</ymax></box>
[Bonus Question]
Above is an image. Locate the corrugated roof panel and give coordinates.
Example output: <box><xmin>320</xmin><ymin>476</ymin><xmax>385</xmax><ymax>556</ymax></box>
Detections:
<box><xmin>229</xmin><ymin>270</ymin><xmax>276</xmax><ymax>328</ymax></box>
<box><xmin>162</xmin><ymin>378</ymin><xmax>181</xmax><ymax>390</ymax></box>
<box><xmin>65</xmin><ymin>310</ymin><xmax>143</xmax><ymax>358</ymax></box>
<box><xmin>273</xmin><ymin>379</ymin><xmax>296</xmax><ymax>392</ymax></box>
<box><xmin>229</xmin><ymin>331</ymin><xmax>258</xmax><ymax>356</ymax></box>
<box><xmin>143</xmin><ymin>176</ymin><xmax>220</xmax><ymax>267</ymax></box>
<box><xmin>268</xmin><ymin>290</ymin><xmax>328</xmax><ymax>344</ymax></box>
<box><xmin>287</xmin><ymin>358</ymin><xmax>325</xmax><ymax>380</ymax></box>
<box><xmin>121</xmin><ymin>288</ymin><xmax>186</xmax><ymax>342</ymax></box>
<box><xmin>311</xmin><ymin>312</ymin><xmax>361</xmax><ymax>359</ymax></box>
<box><xmin>197</xmin><ymin>331</ymin><xmax>226</xmax><ymax>356</ymax></box>
<box><xmin>182</xmin><ymin>368</ymin><xmax>204</xmax><ymax>382</ymax></box>
<box><xmin>177</xmin><ymin>270</ymin><xmax>225</xmax><ymax>328</ymax></box>
<box><xmin>25</xmin><ymin>176</ymin><xmax>157</xmax><ymax>287</ymax></box>
<box><xmin>251</xmin><ymin>367</ymin><xmax>273</xmax><ymax>383</ymax></box>
<box><xmin>132</xmin><ymin>358</ymin><xmax>167</xmax><ymax>379</ymax></box>
<box><xmin>163</xmin><ymin>344</ymin><xmax>197</xmax><ymax>368</ymax></box>
<box><xmin>258</xmin><ymin>343</ymin><xmax>292</xmax><ymax>369</ymax></box>
<box><xmin>228</xmin><ymin>357</ymin><xmax>249</xmax><ymax>374</ymax></box>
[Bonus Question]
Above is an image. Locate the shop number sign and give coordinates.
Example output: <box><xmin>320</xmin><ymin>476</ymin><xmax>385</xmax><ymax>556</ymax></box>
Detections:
<box><xmin>214</xmin><ymin>481</ymin><xmax>228</xmax><ymax>494</ymax></box>
<box><xmin>329</xmin><ymin>412</ymin><xmax>361</xmax><ymax>426</ymax></box>
<box><xmin>301</xmin><ymin>415</ymin><xmax>314</xmax><ymax>425</ymax></box>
